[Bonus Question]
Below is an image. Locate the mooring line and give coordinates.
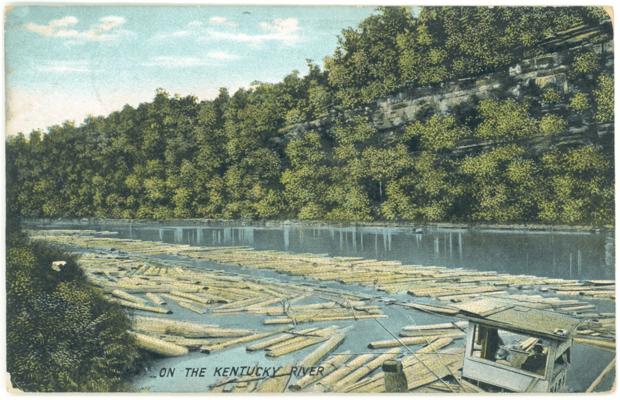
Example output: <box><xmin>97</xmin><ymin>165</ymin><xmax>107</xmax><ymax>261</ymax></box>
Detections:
<box><xmin>372</xmin><ymin>317</ymin><xmax>456</xmax><ymax>393</ymax></box>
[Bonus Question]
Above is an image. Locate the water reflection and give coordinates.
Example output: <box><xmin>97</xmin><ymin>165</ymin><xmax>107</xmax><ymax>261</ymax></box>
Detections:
<box><xmin>105</xmin><ymin>223</ymin><xmax>614</xmax><ymax>280</ymax></box>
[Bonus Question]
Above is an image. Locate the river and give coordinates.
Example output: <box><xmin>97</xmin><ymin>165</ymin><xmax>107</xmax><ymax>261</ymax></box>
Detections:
<box><xmin>26</xmin><ymin>220</ymin><xmax>616</xmax><ymax>392</ymax></box>
<box><xmin>32</xmin><ymin>220</ymin><xmax>615</xmax><ymax>280</ymax></box>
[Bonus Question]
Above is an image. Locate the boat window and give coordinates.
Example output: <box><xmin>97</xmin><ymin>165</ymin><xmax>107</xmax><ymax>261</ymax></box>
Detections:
<box><xmin>470</xmin><ymin>325</ymin><xmax>548</xmax><ymax>377</ymax></box>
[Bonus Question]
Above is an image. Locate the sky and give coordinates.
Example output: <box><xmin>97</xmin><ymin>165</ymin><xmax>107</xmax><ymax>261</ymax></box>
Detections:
<box><xmin>4</xmin><ymin>5</ymin><xmax>377</xmax><ymax>136</ymax></box>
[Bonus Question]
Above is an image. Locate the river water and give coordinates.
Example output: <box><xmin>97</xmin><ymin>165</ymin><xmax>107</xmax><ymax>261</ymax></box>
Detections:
<box><xmin>28</xmin><ymin>220</ymin><xmax>616</xmax><ymax>392</ymax></box>
<box><xmin>40</xmin><ymin>220</ymin><xmax>615</xmax><ymax>280</ymax></box>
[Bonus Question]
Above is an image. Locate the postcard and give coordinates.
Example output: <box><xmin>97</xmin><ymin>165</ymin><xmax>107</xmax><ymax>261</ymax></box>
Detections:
<box><xmin>4</xmin><ymin>2</ymin><xmax>616</xmax><ymax>394</ymax></box>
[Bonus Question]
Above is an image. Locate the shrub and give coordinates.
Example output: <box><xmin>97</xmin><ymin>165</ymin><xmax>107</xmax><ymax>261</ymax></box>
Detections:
<box><xmin>6</xmin><ymin>234</ymin><xmax>144</xmax><ymax>391</ymax></box>
<box><xmin>571</xmin><ymin>49</ymin><xmax>600</xmax><ymax>75</ymax></box>
<box><xmin>569</xmin><ymin>92</ymin><xmax>590</xmax><ymax>112</ymax></box>
<box><xmin>541</xmin><ymin>89</ymin><xmax>561</xmax><ymax>104</ymax></box>
<box><xmin>539</xmin><ymin>114</ymin><xmax>567</xmax><ymax>135</ymax></box>
<box><xmin>594</xmin><ymin>74</ymin><xmax>614</xmax><ymax>122</ymax></box>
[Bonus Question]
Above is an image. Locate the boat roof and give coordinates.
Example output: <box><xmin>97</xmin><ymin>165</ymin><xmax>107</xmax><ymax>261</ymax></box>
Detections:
<box><xmin>455</xmin><ymin>298</ymin><xmax>580</xmax><ymax>340</ymax></box>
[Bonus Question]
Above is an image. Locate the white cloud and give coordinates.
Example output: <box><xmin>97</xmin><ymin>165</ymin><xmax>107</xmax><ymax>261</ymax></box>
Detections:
<box><xmin>23</xmin><ymin>15</ymin><xmax>131</xmax><ymax>43</ymax></box>
<box><xmin>36</xmin><ymin>60</ymin><xmax>93</xmax><ymax>73</ymax></box>
<box><xmin>209</xmin><ymin>16</ymin><xmax>238</xmax><ymax>28</ymax></box>
<box><xmin>142</xmin><ymin>52</ymin><xmax>239</xmax><ymax>68</ymax></box>
<box><xmin>209</xmin><ymin>16</ymin><xmax>227</xmax><ymax>25</ymax></box>
<box><xmin>203</xmin><ymin>17</ymin><xmax>301</xmax><ymax>47</ymax></box>
<box><xmin>206</xmin><ymin>51</ymin><xmax>239</xmax><ymax>61</ymax></box>
<box><xmin>152</xmin><ymin>17</ymin><xmax>301</xmax><ymax>47</ymax></box>
<box><xmin>150</xmin><ymin>20</ymin><xmax>202</xmax><ymax>41</ymax></box>
<box><xmin>260</xmin><ymin>18</ymin><xmax>299</xmax><ymax>36</ymax></box>
<box><xmin>142</xmin><ymin>56</ymin><xmax>207</xmax><ymax>68</ymax></box>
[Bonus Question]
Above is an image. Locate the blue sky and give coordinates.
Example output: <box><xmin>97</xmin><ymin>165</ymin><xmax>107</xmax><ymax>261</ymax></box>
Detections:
<box><xmin>5</xmin><ymin>5</ymin><xmax>377</xmax><ymax>135</ymax></box>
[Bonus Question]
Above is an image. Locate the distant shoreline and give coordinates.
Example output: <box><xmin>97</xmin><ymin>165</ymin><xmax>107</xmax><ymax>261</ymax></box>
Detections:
<box><xmin>22</xmin><ymin>217</ymin><xmax>614</xmax><ymax>234</ymax></box>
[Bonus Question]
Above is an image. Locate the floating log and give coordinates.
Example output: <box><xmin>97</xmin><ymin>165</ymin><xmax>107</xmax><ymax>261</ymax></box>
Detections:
<box><xmin>264</xmin><ymin>314</ymin><xmax>387</xmax><ymax>325</ymax></box>
<box><xmin>111</xmin><ymin>289</ymin><xmax>147</xmax><ymax>304</ymax></box>
<box><xmin>405</xmin><ymin>353</ymin><xmax>464</xmax><ymax>391</ymax></box>
<box><xmin>213</xmin><ymin>297</ymin><xmax>272</xmax><ymax>311</ymax></box>
<box><xmin>585</xmin><ymin>280</ymin><xmax>615</xmax><ymax>286</ymax></box>
<box><xmin>176</xmin><ymin>300</ymin><xmax>208</xmax><ymax>314</ymax></box>
<box><xmin>169</xmin><ymin>290</ymin><xmax>215</xmax><ymax>304</ymax></box>
<box><xmin>146</xmin><ymin>292</ymin><xmax>166</xmax><ymax>305</ymax></box>
<box><xmin>252</xmin><ymin>301</ymin><xmax>367</xmax><ymax>315</ymax></box>
<box><xmin>341</xmin><ymin>347</ymin><xmax>459</xmax><ymax>393</ymax></box>
<box><xmin>559</xmin><ymin>304</ymin><xmax>597</xmax><ymax>312</ymax></box>
<box><xmin>129</xmin><ymin>331</ymin><xmax>189</xmax><ymax>357</ymax></box>
<box><xmin>313</xmin><ymin>353</ymin><xmax>376</xmax><ymax>391</ymax></box>
<box><xmin>108</xmin><ymin>297</ymin><xmax>171</xmax><ymax>314</ymax></box>
<box><xmin>520</xmin><ymin>337</ymin><xmax>538</xmax><ymax>351</ymax></box>
<box><xmin>401</xmin><ymin>321</ymin><xmax>468</xmax><ymax>331</ymax></box>
<box><xmin>370</xmin><ymin>332</ymin><xmax>464</xmax><ymax>349</ymax></box>
<box><xmin>416</xmin><ymin>337</ymin><xmax>455</xmax><ymax>354</ymax></box>
<box><xmin>200</xmin><ymin>329</ymin><xmax>287</xmax><ymax>354</ymax></box>
<box><xmin>266</xmin><ymin>327</ymin><xmax>337</xmax><ymax>358</ymax></box>
<box><xmin>399</xmin><ymin>329</ymin><xmax>465</xmax><ymax>338</ymax></box>
<box><xmin>289</xmin><ymin>353</ymin><xmax>352</xmax><ymax>391</ymax></box>
<box><xmin>332</xmin><ymin>348</ymin><xmax>401</xmax><ymax>391</ymax></box>
<box><xmin>132</xmin><ymin>316</ymin><xmax>255</xmax><ymax>338</ymax></box>
<box><xmin>256</xmin><ymin>365</ymin><xmax>293</xmax><ymax>392</ymax></box>
<box><xmin>402</xmin><ymin>303</ymin><xmax>460</xmax><ymax>315</ymax></box>
<box><xmin>246</xmin><ymin>328</ymin><xmax>318</xmax><ymax>352</ymax></box>
<box><xmin>574</xmin><ymin>337</ymin><xmax>616</xmax><ymax>351</ymax></box>
<box><xmin>159</xmin><ymin>334</ymin><xmax>212</xmax><ymax>350</ymax></box>
<box><xmin>299</xmin><ymin>330</ymin><xmax>347</xmax><ymax>367</ymax></box>
<box><xmin>586</xmin><ymin>358</ymin><xmax>616</xmax><ymax>393</ymax></box>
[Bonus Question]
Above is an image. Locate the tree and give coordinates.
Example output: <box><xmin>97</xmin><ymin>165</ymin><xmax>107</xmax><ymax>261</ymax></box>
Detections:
<box><xmin>476</xmin><ymin>99</ymin><xmax>539</xmax><ymax>139</ymax></box>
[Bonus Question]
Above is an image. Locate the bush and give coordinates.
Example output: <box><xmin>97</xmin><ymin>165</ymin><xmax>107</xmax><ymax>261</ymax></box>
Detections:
<box><xmin>541</xmin><ymin>89</ymin><xmax>561</xmax><ymax>104</ymax></box>
<box><xmin>569</xmin><ymin>92</ymin><xmax>590</xmax><ymax>112</ymax></box>
<box><xmin>476</xmin><ymin>99</ymin><xmax>539</xmax><ymax>139</ymax></box>
<box><xmin>539</xmin><ymin>114</ymin><xmax>567</xmax><ymax>135</ymax></box>
<box><xmin>571</xmin><ymin>49</ymin><xmax>600</xmax><ymax>75</ymax></box>
<box><xmin>6</xmin><ymin>234</ymin><xmax>144</xmax><ymax>391</ymax></box>
<box><xmin>594</xmin><ymin>74</ymin><xmax>614</xmax><ymax>122</ymax></box>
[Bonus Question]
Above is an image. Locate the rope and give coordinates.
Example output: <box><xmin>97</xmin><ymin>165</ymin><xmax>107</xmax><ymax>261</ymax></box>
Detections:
<box><xmin>372</xmin><ymin>317</ymin><xmax>456</xmax><ymax>393</ymax></box>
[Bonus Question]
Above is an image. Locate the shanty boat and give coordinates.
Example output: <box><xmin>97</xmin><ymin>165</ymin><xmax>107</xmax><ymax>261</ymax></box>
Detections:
<box><xmin>457</xmin><ymin>298</ymin><xmax>580</xmax><ymax>393</ymax></box>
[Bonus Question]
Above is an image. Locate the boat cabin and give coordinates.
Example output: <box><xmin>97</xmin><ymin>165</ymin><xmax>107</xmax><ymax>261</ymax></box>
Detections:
<box><xmin>458</xmin><ymin>299</ymin><xmax>580</xmax><ymax>392</ymax></box>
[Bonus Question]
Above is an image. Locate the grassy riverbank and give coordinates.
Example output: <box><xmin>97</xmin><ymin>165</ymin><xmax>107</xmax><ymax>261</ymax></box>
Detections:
<box><xmin>6</xmin><ymin>232</ymin><xmax>146</xmax><ymax>391</ymax></box>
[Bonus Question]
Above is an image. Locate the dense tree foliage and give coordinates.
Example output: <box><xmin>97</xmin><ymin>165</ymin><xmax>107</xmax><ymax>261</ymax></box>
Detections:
<box><xmin>6</xmin><ymin>6</ymin><xmax>614</xmax><ymax>226</ymax></box>
<box><xmin>6</xmin><ymin>232</ymin><xmax>144</xmax><ymax>391</ymax></box>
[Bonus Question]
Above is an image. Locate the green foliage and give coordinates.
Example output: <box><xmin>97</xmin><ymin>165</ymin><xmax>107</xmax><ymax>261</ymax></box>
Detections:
<box><xmin>392</xmin><ymin>6</ymin><xmax>603</xmax><ymax>90</ymax></box>
<box><xmin>476</xmin><ymin>99</ymin><xmax>539</xmax><ymax>139</ymax></box>
<box><xmin>571</xmin><ymin>49</ymin><xmax>600</xmax><ymax>75</ymax></box>
<box><xmin>325</xmin><ymin>7</ymin><xmax>415</xmax><ymax>107</ymax></box>
<box><xmin>5</xmin><ymin>6</ymin><xmax>613</xmax><ymax>226</ymax></box>
<box><xmin>594</xmin><ymin>74</ymin><xmax>614</xmax><ymax>122</ymax></box>
<box><xmin>381</xmin><ymin>152</ymin><xmax>463</xmax><ymax>222</ymax></box>
<box><xmin>541</xmin><ymin>89</ymin><xmax>562</xmax><ymax>104</ymax></box>
<box><xmin>539</xmin><ymin>147</ymin><xmax>613</xmax><ymax>225</ymax></box>
<box><xmin>6</xmin><ymin>234</ymin><xmax>144</xmax><ymax>391</ymax></box>
<box><xmin>539</xmin><ymin>114</ymin><xmax>567</xmax><ymax>135</ymax></box>
<box><xmin>461</xmin><ymin>145</ymin><xmax>544</xmax><ymax>222</ymax></box>
<box><xmin>405</xmin><ymin>114</ymin><xmax>470</xmax><ymax>151</ymax></box>
<box><xmin>569</xmin><ymin>92</ymin><xmax>591</xmax><ymax>112</ymax></box>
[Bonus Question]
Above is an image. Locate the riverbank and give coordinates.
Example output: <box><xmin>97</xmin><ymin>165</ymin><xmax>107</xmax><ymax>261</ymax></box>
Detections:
<box><xmin>23</xmin><ymin>217</ymin><xmax>614</xmax><ymax>234</ymax></box>
<box><xmin>5</xmin><ymin>232</ymin><xmax>144</xmax><ymax>391</ymax></box>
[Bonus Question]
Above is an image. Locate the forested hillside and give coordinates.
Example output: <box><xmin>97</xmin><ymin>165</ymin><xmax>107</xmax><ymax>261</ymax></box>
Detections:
<box><xmin>6</xmin><ymin>6</ymin><xmax>614</xmax><ymax>225</ymax></box>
